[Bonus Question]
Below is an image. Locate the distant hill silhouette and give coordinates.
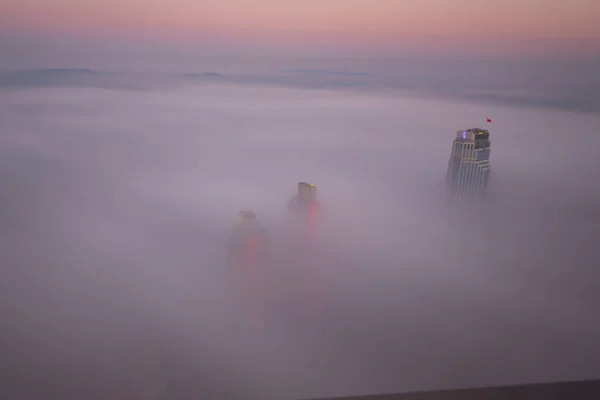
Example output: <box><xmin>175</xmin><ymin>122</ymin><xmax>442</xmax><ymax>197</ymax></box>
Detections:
<box><xmin>0</xmin><ymin>68</ymin><xmax>101</xmax><ymax>87</ymax></box>
<box><xmin>40</xmin><ymin>68</ymin><xmax>98</xmax><ymax>74</ymax></box>
<box><xmin>283</xmin><ymin>69</ymin><xmax>373</xmax><ymax>77</ymax></box>
<box><xmin>181</xmin><ymin>72</ymin><xmax>223</xmax><ymax>78</ymax></box>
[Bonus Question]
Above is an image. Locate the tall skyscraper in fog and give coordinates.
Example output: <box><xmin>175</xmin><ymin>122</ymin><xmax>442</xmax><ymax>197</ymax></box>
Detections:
<box><xmin>446</xmin><ymin>128</ymin><xmax>491</xmax><ymax>198</ymax></box>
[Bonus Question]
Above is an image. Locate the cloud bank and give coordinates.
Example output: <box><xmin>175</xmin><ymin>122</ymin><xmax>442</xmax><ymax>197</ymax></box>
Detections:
<box><xmin>1</xmin><ymin>80</ymin><xmax>599</xmax><ymax>399</ymax></box>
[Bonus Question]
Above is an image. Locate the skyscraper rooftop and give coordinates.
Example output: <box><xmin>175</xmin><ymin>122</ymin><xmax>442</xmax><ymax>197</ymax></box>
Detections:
<box><xmin>446</xmin><ymin>128</ymin><xmax>491</xmax><ymax>199</ymax></box>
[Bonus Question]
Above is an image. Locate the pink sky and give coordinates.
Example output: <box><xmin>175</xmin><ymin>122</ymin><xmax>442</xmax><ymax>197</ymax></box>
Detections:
<box><xmin>2</xmin><ymin>0</ymin><xmax>599</xmax><ymax>56</ymax></box>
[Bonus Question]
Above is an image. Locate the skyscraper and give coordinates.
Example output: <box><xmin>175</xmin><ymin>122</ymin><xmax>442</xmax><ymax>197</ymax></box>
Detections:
<box><xmin>288</xmin><ymin>182</ymin><xmax>318</xmax><ymax>215</ymax></box>
<box><xmin>446</xmin><ymin>128</ymin><xmax>491</xmax><ymax>199</ymax></box>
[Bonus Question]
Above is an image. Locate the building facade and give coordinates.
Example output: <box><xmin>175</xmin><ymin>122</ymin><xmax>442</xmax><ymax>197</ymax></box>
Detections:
<box><xmin>446</xmin><ymin>128</ymin><xmax>491</xmax><ymax>199</ymax></box>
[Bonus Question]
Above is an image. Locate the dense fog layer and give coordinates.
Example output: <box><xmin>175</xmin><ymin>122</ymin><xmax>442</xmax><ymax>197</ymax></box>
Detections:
<box><xmin>1</xmin><ymin>81</ymin><xmax>599</xmax><ymax>399</ymax></box>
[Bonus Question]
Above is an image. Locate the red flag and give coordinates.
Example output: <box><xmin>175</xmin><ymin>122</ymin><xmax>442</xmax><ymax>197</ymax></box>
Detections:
<box><xmin>486</xmin><ymin>118</ymin><xmax>492</xmax><ymax>123</ymax></box>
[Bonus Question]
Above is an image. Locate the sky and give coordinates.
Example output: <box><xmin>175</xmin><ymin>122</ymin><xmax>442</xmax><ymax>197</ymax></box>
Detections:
<box><xmin>1</xmin><ymin>0</ymin><xmax>600</xmax><ymax>60</ymax></box>
<box><xmin>1</xmin><ymin>78</ymin><xmax>600</xmax><ymax>399</ymax></box>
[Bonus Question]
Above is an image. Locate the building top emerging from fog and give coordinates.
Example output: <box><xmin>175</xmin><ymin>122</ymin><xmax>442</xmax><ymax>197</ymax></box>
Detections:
<box><xmin>446</xmin><ymin>128</ymin><xmax>491</xmax><ymax>199</ymax></box>
<box><xmin>297</xmin><ymin>182</ymin><xmax>317</xmax><ymax>203</ymax></box>
<box><xmin>288</xmin><ymin>181</ymin><xmax>320</xmax><ymax>221</ymax></box>
<box><xmin>456</xmin><ymin>128</ymin><xmax>490</xmax><ymax>145</ymax></box>
<box><xmin>238</xmin><ymin>210</ymin><xmax>257</xmax><ymax>223</ymax></box>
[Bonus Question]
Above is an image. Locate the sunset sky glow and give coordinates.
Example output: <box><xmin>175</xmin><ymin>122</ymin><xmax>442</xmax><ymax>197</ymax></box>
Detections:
<box><xmin>2</xmin><ymin>0</ymin><xmax>599</xmax><ymax>57</ymax></box>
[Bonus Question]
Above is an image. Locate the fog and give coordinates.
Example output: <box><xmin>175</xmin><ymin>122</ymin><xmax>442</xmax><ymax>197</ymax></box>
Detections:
<box><xmin>1</xmin><ymin>79</ymin><xmax>600</xmax><ymax>399</ymax></box>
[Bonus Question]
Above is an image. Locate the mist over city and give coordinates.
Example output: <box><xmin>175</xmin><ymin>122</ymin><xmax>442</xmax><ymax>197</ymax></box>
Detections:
<box><xmin>1</xmin><ymin>66</ymin><xmax>599</xmax><ymax>399</ymax></box>
<box><xmin>2</xmin><ymin>0</ymin><xmax>600</xmax><ymax>398</ymax></box>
